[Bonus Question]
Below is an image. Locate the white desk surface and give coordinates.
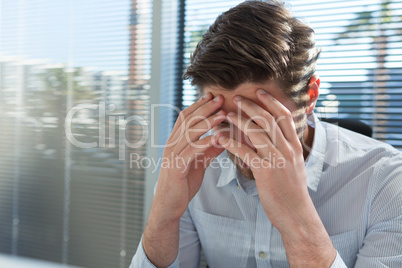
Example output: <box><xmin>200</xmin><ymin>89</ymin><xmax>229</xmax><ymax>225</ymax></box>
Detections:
<box><xmin>0</xmin><ymin>254</ymin><xmax>83</xmax><ymax>268</ymax></box>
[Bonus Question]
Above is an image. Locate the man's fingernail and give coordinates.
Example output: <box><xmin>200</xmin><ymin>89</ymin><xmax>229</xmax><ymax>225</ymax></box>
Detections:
<box><xmin>258</xmin><ymin>89</ymin><xmax>267</xmax><ymax>95</ymax></box>
<box><xmin>213</xmin><ymin>95</ymin><xmax>221</xmax><ymax>102</ymax></box>
<box><xmin>201</xmin><ymin>92</ymin><xmax>210</xmax><ymax>100</ymax></box>
<box><xmin>216</xmin><ymin>110</ymin><xmax>224</xmax><ymax>116</ymax></box>
<box><xmin>227</xmin><ymin>112</ymin><xmax>235</xmax><ymax>117</ymax></box>
<box><xmin>234</xmin><ymin>95</ymin><xmax>243</xmax><ymax>102</ymax></box>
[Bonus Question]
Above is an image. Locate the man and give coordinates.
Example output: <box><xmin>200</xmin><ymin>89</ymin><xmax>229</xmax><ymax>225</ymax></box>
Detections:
<box><xmin>131</xmin><ymin>1</ymin><xmax>402</xmax><ymax>267</ymax></box>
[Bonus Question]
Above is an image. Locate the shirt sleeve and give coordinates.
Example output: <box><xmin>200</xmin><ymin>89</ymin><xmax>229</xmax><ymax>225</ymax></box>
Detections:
<box><xmin>354</xmin><ymin>156</ymin><xmax>402</xmax><ymax>267</ymax></box>
<box><xmin>129</xmin><ymin>236</ymin><xmax>179</xmax><ymax>268</ymax></box>
<box><xmin>176</xmin><ymin>207</ymin><xmax>202</xmax><ymax>267</ymax></box>
<box><xmin>330</xmin><ymin>251</ymin><xmax>347</xmax><ymax>268</ymax></box>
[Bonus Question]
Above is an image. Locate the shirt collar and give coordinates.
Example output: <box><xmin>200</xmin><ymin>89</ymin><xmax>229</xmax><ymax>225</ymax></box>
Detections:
<box><xmin>215</xmin><ymin>113</ymin><xmax>327</xmax><ymax>192</ymax></box>
<box><xmin>305</xmin><ymin>113</ymin><xmax>327</xmax><ymax>192</ymax></box>
<box><xmin>216</xmin><ymin>150</ymin><xmax>238</xmax><ymax>188</ymax></box>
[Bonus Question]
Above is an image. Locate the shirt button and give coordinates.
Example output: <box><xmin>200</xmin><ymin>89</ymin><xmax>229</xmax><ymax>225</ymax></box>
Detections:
<box><xmin>258</xmin><ymin>251</ymin><xmax>267</xmax><ymax>259</ymax></box>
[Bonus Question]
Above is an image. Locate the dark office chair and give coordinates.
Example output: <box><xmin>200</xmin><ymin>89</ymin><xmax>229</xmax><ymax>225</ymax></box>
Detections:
<box><xmin>320</xmin><ymin>118</ymin><xmax>373</xmax><ymax>137</ymax></box>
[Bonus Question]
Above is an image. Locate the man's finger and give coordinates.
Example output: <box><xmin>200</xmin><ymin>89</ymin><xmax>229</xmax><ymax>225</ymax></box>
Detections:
<box><xmin>217</xmin><ymin>135</ymin><xmax>260</xmax><ymax>167</ymax></box>
<box><xmin>173</xmin><ymin>112</ymin><xmax>226</xmax><ymax>154</ymax></box>
<box><xmin>169</xmin><ymin>95</ymin><xmax>224</xmax><ymax>146</ymax></box>
<box><xmin>170</xmin><ymin>92</ymin><xmax>212</xmax><ymax>136</ymax></box>
<box><xmin>256</xmin><ymin>89</ymin><xmax>301</xmax><ymax>146</ymax></box>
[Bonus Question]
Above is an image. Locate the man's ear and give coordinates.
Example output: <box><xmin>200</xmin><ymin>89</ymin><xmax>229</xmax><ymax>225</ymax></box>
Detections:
<box><xmin>305</xmin><ymin>75</ymin><xmax>320</xmax><ymax>114</ymax></box>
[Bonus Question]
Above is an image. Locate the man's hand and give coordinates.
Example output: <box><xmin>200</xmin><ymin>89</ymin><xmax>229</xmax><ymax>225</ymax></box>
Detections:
<box><xmin>143</xmin><ymin>92</ymin><xmax>226</xmax><ymax>267</ymax></box>
<box><xmin>217</xmin><ymin>89</ymin><xmax>336</xmax><ymax>267</ymax></box>
<box><xmin>153</xmin><ymin>92</ymin><xmax>225</xmax><ymax>221</ymax></box>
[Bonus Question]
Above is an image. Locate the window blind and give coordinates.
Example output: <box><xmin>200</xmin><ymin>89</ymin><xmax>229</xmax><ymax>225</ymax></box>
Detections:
<box><xmin>0</xmin><ymin>0</ymin><xmax>152</xmax><ymax>267</ymax></box>
<box><xmin>181</xmin><ymin>0</ymin><xmax>402</xmax><ymax>150</ymax></box>
<box><xmin>291</xmin><ymin>0</ymin><xmax>402</xmax><ymax>149</ymax></box>
<box><xmin>159</xmin><ymin>0</ymin><xmax>182</xmax><ymax>151</ymax></box>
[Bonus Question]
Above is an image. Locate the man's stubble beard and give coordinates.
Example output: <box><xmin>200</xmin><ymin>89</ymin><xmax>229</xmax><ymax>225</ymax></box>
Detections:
<box><xmin>227</xmin><ymin>151</ymin><xmax>255</xmax><ymax>180</ymax></box>
<box><xmin>227</xmin><ymin>112</ymin><xmax>308</xmax><ymax>181</ymax></box>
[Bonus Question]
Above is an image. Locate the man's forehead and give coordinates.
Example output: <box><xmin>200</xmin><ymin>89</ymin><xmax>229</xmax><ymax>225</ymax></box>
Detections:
<box><xmin>203</xmin><ymin>81</ymin><xmax>278</xmax><ymax>94</ymax></box>
<box><xmin>202</xmin><ymin>81</ymin><xmax>291</xmax><ymax>107</ymax></box>
<box><xmin>202</xmin><ymin>81</ymin><xmax>301</xmax><ymax>121</ymax></box>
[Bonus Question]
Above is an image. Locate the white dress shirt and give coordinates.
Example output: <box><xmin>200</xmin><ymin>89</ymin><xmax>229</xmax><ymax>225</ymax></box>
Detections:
<box><xmin>131</xmin><ymin>114</ymin><xmax>402</xmax><ymax>267</ymax></box>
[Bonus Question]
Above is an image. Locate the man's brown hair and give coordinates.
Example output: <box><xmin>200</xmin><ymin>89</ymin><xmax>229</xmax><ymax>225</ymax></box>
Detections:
<box><xmin>183</xmin><ymin>0</ymin><xmax>321</xmax><ymax>107</ymax></box>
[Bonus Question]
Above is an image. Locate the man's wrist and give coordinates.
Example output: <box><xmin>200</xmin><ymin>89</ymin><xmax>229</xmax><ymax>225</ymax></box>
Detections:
<box><xmin>280</xmin><ymin>219</ymin><xmax>336</xmax><ymax>268</ymax></box>
<box><xmin>282</xmin><ymin>231</ymin><xmax>336</xmax><ymax>267</ymax></box>
<box><xmin>278</xmin><ymin>200</ymin><xmax>337</xmax><ymax>267</ymax></box>
<box><xmin>142</xmin><ymin>216</ymin><xmax>181</xmax><ymax>268</ymax></box>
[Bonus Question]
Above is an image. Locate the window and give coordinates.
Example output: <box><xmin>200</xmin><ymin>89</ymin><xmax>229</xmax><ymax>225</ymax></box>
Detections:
<box><xmin>293</xmin><ymin>0</ymin><xmax>402</xmax><ymax>149</ymax></box>
<box><xmin>180</xmin><ymin>0</ymin><xmax>402</xmax><ymax>150</ymax></box>
<box><xmin>0</xmin><ymin>0</ymin><xmax>152</xmax><ymax>267</ymax></box>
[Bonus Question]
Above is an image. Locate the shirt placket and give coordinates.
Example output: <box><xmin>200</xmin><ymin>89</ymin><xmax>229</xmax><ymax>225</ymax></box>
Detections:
<box><xmin>255</xmin><ymin>202</ymin><xmax>272</xmax><ymax>267</ymax></box>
